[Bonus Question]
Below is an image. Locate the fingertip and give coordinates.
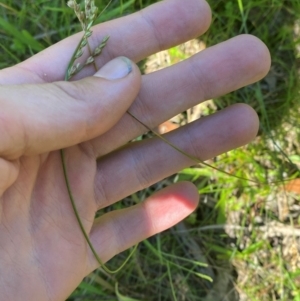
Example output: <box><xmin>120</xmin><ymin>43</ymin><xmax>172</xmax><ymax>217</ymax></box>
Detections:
<box><xmin>91</xmin><ymin>56</ymin><xmax>141</xmax><ymax>98</ymax></box>
<box><xmin>139</xmin><ymin>0</ymin><xmax>213</xmax><ymax>53</ymax></box>
<box><xmin>169</xmin><ymin>181</ymin><xmax>200</xmax><ymax>210</ymax></box>
<box><xmin>94</xmin><ymin>56</ymin><xmax>133</xmax><ymax>80</ymax></box>
<box><xmin>223</xmin><ymin>103</ymin><xmax>260</xmax><ymax>147</ymax></box>
<box><xmin>147</xmin><ymin>181</ymin><xmax>199</xmax><ymax>217</ymax></box>
<box><xmin>235</xmin><ymin>103</ymin><xmax>260</xmax><ymax>140</ymax></box>
<box><xmin>178</xmin><ymin>0</ymin><xmax>212</xmax><ymax>37</ymax></box>
<box><xmin>182</xmin><ymin>102</ymin><xmax>260</xmax><ymax>160</ymax></box>
<box><xmin>235</xmin><ymin>34</ymin><xmax>271</xmax><ymax>81</ymax></box>
<box><xmin>201</xmin><ymin>0</ymin><xmax>213</xmax><ymax>33</ymax></box>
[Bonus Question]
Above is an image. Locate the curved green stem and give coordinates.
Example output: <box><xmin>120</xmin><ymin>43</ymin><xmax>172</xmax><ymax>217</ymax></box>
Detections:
<box><xmin>60</xmin><ymin>149</ymin><xmax>138</xmax><ymax>274</ymax></box>
<box><xmin>126</xmin><ymin>111</ymin><xmax>291</xmax><ymax>186</ymax></box>
<box><xmin>62</xmin><ymin>1</ymin><xmax>138</xmax><ymax>273</ymax></box>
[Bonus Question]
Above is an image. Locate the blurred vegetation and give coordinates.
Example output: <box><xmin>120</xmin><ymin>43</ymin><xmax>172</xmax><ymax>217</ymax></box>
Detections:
<box><xmin>1</xmin><ymin>0</ymin><xmax>300</xmax><ymax>300</ymax></box>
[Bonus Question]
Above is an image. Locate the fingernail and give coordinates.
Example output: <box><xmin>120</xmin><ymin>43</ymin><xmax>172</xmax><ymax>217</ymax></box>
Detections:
<box><xmin>94</xmin><ymin>57</ymin><xmax>132</xmax><ymax>80</ymax></box>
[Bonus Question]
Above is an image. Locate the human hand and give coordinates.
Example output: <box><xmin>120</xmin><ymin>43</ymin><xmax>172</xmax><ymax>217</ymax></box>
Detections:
<box><xmin>0</xmin><ymin>0</ymin><xmax>270</xmax><ymax>300</ymax></box>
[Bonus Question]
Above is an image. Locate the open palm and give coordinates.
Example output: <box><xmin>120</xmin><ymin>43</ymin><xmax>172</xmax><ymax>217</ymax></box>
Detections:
<box><xmin>0</xmin><ymin>0</ymin><xmax>270</xmax><ymax>300</ymax></box>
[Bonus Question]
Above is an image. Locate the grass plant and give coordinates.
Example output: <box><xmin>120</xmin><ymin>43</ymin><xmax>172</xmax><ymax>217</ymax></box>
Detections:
<box><xmin>1</xmin><ymin>0</ymin><xmax>300</xmax><ymax>300</ymax></box>
<box><xmin>61</xmin><ymin>0</ymin><xmax>140</xmax><ymax>275</ymax></box>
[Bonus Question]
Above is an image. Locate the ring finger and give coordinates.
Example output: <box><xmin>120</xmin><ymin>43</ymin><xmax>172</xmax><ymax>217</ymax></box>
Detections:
<box><xmin>93</xmin><ymin>103</ymin><xmax>258</xmax><ymax>210</ymax></box>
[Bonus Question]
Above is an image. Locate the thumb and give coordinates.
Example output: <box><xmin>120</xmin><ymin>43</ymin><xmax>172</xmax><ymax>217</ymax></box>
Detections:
<box><xmin>0</xmin><ymin>57</ymin><xmax>141</xmax><ymax>160</ymax></box>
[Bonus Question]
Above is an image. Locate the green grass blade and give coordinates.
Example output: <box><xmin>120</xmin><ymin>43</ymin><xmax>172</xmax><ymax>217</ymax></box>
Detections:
<box><xmin>115</xmin><ymin>283</ymin><xmax>141</xmax><ymax>301</ymax></box>
<box><xmin>167</xmin><ymin>261</ymin><xmax>178</xmax><ymax>301</ymax></box>
<box><xmin>0</xmin><ymin>17</ymin><xmax>44</xmax><ymax>52</ymax></box>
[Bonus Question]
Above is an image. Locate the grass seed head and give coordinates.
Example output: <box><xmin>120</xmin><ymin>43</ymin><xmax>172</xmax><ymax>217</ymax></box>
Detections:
<box><xmin>85</xmin><ymin>0</ymin><xmax>98</xmax><ymax>21</ymax></box>
<box><xmin>68</xmin><ymin>62</ymin><xmax>81</xmax><ymax>79</ymax></box>
<box><xmin>68</xmin><ymin>0</ymin><xmax>97</xmax><ymax>31</ymax></box>
<box><xmin>74</xmin><ymin>48</ymin><xmax>84</xmax><ymax>59</ymax></box>
<box><xmin>93</xmin><ymin>35</ymin><xmax>110</xmax><ymax>55</ymax></box>
<box><xmin>66</xmin><ymin>0</ymin><xmax>104</xmax><ymax>80</ymax></box>
<box><xmin>85</xmin><ymin>56</ymin><xmax>95</xmax><ymax>65</ymax></box>
<box><xmin>84</xmin><ymin>30</ymin><xmax>93</xmax><ymax>38</ymax></box>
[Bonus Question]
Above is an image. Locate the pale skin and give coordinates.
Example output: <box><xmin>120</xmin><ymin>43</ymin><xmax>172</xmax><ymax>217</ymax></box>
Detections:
<box><xmin>0</xmin><ymin>0</ymin><xmax>271</xmax><ymax>300</ymax></box>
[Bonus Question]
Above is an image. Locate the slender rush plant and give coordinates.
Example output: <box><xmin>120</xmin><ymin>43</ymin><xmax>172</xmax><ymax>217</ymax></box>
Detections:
<box><xmin>62</xmin><ymin>0</ymin><xmax>286</xmax><ymax>275</ymax></box>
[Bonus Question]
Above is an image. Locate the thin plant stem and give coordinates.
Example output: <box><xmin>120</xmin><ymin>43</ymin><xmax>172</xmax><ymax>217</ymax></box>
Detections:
<box><xmin>126</xmin><ymin>111</ymin><xmax>292</xmax><ymax>186</ymax></box>
<box><xmin>62</xmin><ymin>0</ymin><xmax>138</xmax><ymax>275</ymax></box>
<box><xmin>127</xmin><ymin>111</ymin><xmax>259</xmax><ymax>184</ymax></box>
<box><xmin>60</xmin><ymin>149</ymin><xmax>138</xmax><ymax>274</ymax></box>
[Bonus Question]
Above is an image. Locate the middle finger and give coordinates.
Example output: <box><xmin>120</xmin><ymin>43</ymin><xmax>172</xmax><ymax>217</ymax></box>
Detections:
<box><xmin>91</xmin><ymin>34</ymin><xmax>270</xmax><ymax>158</ymax></box>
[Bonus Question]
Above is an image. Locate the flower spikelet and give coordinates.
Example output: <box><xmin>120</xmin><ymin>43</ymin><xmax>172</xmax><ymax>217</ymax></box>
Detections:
<box><xmin>66</xmin><ymin>0</ymin><xmax>109</xmax><ymax>80</ymax></box>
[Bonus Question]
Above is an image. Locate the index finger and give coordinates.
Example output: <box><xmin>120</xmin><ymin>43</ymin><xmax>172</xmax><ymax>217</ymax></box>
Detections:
<box><xmin>0</xmin><ymin>0</ymin><xmax>211</xmax><ymax>85</ymax></box>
